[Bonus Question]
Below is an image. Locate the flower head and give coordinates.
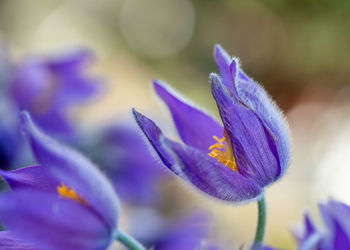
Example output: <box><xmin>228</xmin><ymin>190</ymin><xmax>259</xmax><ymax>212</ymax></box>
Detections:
<box><xmin>0</xmin><ymin>111</ymin><xmax>119</xmax><ymax>250</ymax></box>
<box><xmin>11</xmin><ymin>49</ymin><xmax>101</xmax><ymax>137</ymax></box>
<box><xmin>133</xmin><ymin>45</ymin><xmax>290</xmax><ymax>202</ymax></box>
<box><xmin>294</xmin><ymin>200</ymin><xmax>350</xmax><ymax>250</ymax></box>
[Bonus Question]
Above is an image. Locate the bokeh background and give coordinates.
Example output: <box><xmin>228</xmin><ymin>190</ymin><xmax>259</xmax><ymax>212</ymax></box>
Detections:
<box><xmin>1</xmin><ymin>0</ymin><xmax>350</xmax><ymax>248</ymax></box>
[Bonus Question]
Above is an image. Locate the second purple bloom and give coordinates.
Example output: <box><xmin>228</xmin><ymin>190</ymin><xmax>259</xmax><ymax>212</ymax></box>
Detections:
<box><xmin>133</xmin><ymin>45</ymin><xmax>290</xmax><ymax>203</ymax></box>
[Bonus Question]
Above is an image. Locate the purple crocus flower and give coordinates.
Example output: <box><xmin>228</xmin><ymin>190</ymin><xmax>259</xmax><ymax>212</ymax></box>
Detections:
<box><xmin>0</xmin><ymin>112</ymin><xmax>119</xmax><ymax>250</ymax></box>
<box><xmin>295</xmin><ymin>200</ymin><xmax>350</xmax><ymax>250</ymax></box>
<box><xmin>133</xmin><ymin>45</ymin><xmax>290</xmax><ymax>202</ymax></box>
<box><xmin>11</xmin><ymin>49</ymin><xmax>101</xmax><ymax>138</ymax></box>
<box><xmin>88</xmin><ymin>123</ymin><xmax>168</xmax><ymax>205</ymax></box>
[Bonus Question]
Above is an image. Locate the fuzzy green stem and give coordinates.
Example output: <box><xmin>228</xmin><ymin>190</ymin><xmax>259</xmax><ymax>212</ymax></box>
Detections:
<box><xmin>253</xmin><ymin>194</ymin><xmax>266</xmax><ymax>249</ymax></box>
<box><xmin>116</xmin><ymin>230</ymin><xmax>146</xmax><ymax>250</ymax></box>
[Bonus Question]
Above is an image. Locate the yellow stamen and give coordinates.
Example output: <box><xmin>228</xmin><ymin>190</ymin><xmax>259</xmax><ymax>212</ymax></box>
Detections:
<box><xmin>208</xmin><ymin>136</ymin><xmax>238</xmax><ymax>171</ymax></box>
<box><xmin>57</xmin><ymin>183</ymin><xmax>87</xmax><ymax>205</ymax></box>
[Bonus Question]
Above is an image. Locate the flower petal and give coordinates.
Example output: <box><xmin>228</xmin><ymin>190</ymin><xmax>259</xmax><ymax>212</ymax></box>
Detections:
<box><xmin>132</xmin><ymin>109</ymin><xmax>262</xmax><ymax>202</ymax></box>
<box><xmin>293</xmin><ymin>212</ymin><xmax>321</xmax><ymax>249</ymax></box>
<box><xmin>153</xmin><ymin>80</ymin><xmax>223</xmax><ymax>153</ymax></box>
<box><xmin>11</xmin><ymin>50</ymin><xmax>101</xmax><ymax>138</ymax></box>
<box><xmin>320</xmin><ymin>201</ymin><xmax>350</xmax><ymax>248</ymax></box>
<box><xmin>214</xmin><ymin>45</ymin><xmax>235</xmax><ymax>90</ymax></box>
<box><xmin>46</xmin><ymin>49</ymin><xmax>94</xmax><ymax>71</ymax></box>
<box><xmin>0</xmin><ymin>165</ymin><xmax>58</xmax><ymax>193</ymax></box>
<box><xmin>333</xmin><ymin>219</ymin><xmax>350</xmax><ymax>249</ymax></box>
<box><xmin>20</xmin><ymin>112</ymin><xmax>119</xmax><ymax>230</ymax></box>
<box><xmin>163</xmin><ymin>138</ymin><xmax>263</xmax><ymax>202</ymax></box>
<box><xmin>232</xmin><ymin>64</ymin><xmax>290</xmax><ymax>173</ymax></box>
<box><xmin>304</xmin><ymin>213</ymin><xmax>317</xmax><ymax>237</ymax></box>
<box><xmin>0</xmin><ymin>189</ymin><xmax>111</xmax><ymax>250</ymax></box>
<box><xmin>211</xmin><ymin>74</ymin><xmax>280</xmax><ymax>187</ymax></box>
<box><xmin>132</xmin><ymin>108</ymin><xmax>175</xmax><ymax>169</ymax></box>
<box><xmin>0</xmin><ymin>231</ymin><xmax>39</xmax><ymax>250</ymax></box>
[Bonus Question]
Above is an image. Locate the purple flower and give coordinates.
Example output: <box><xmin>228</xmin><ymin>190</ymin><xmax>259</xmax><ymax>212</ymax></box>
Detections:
<box><xmin>89</xmin><ymin>123</ymin><xmax>168</xmax><ymax>205</ymax></box>
<box><xmin>132</xmin><ymin>45</ymin><xmax>290</xmax><ymax>202</ymax></box>
<box><xmin>294</xmin><ymin>200</ymin><xmax>350</xmax><ymax>250</ymax></box>
<box><xmin>130</xmin><ymin>210</ymin><xmax>213</xmax><ymax>250</ymax></box>
<box><xmin>11</xmin><ymin>49</ymin><xmax>101</xmax><ymax>138</ymax></box>
<box><xmin>0</xmin><ymin>112</ymin><xmax>119</xmax><ymax>250</ymax></box>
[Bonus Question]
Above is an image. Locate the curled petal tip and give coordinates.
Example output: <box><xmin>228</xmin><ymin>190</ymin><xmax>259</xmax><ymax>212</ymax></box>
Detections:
<box><xmin>132</xmin><ymin>108</ymin><xmax>142</xmax><ymax>120</ymax></box>
<box><xmin>210</xmin><ymin>73</ymin><xmax>224</xmax><ymax>95</ymax></box>
<box><xmin>214</xmin><ymin>44</ymin><xmax>230</xmax><ymax>61</ymax></box>
<box><xmin>132</xmin><ymin>109</ymin><xmax>154</xmax><ymax>132</ymax></box>
<box><xmin>132</xmin><ymin>108</ymin><xmax>145</xmax><ymax>127</ymax></box>
<box><xmin>153</xmin><ymin>79</ymin><xmax>167</xmax><ymax>93</ymax></box>
<box><xmin>152</xmin><ymin>79</ymin><xmax>162</xmax><ymax>90</ymax></box>
<box><xmin>152</xmin><ymin>78</ymin><xmax>161</xmax><ymax>85</ymax></box>
<box><xmin>209</xmin><ymin>73</ymin><xmax>221</xmax><ymax>84</ymax></box>
<box><xmin>214</xmin><ymin>44</ymin><xmax>224</xmax><ymax>54</ymax></box>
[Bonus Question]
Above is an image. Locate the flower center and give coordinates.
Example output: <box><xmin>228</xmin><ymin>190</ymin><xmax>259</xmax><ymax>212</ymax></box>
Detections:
<box><xmin>57</xmin><ymin>182</ymin><xmax>87</xmax><ymax>205</ymax></box>
<box><xmin>208</xmin><ymin>136</ymin><xmax>238</xmax><ymax>171</ymax></box>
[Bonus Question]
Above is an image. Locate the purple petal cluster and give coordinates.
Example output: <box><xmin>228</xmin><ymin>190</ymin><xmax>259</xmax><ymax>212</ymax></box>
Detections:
<box><xmin>133</xmin><ymin>45</ymin><xmax>290</xmax><ymax>202</ymax></box>
<box><xmin>295</xmin><ymin>200</ymin><xmax>350</xmax><ymax>250</ymax></box>
<box><xmin>11</xmin><ymin>49</ymin><xmax>101</xmax><ymax>137</ymax></box>
<box><xmin>0</xmin><ymin>112</ymin><xmax>119</xmax><ymax>250</ymax></box>
<box><xmin>0</xmin><ymin>49</ymin><xmax>101</xmax><ymax>170</ymax></box>
<box><xmin>89</xmin><ymin>123</ymin><xmax>168</xmax><ymax>205</ymax></box>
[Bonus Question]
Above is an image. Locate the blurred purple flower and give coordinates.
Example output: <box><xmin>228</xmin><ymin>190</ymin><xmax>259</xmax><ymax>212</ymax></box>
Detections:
<box><xmin>90</xmin><ymin>123</ymin><xmax>168</xmax><ymax>205</ymax></box>
<box><xmin>153</xmin><ymin>213</ymin><xmax>211</xmax><ymax>250</ymax></box>
<box><xmin>133</xmin><ymin>45</ymin><xmax>290</xmax><ymax>203</ymax></box>
<box><xmin>11</xmin><ymin>49</ymin><xmax>101</xmax><ymax>138</ymax></box>
<box><xmin>0</xmin><ymin>112</ymin><xmax>119</xmax><ymax>250</ymax></box>
<box><xmin>130</xmin><ymin>209</ymin><xmax>214</xmax><ymax>250</ymax></box>
<box><xmin>294</xmin><ymin>200</ymin><xmax>350</xmax><ymax>250</ymax></box>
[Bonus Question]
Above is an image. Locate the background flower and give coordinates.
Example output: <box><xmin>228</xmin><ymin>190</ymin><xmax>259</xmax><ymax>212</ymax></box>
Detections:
<box><xmin>11</xmin><ymin>49</ymin><xmax>101</xmax><ymax>138</ymax></box>
<box><xmin>128</xmin><ymin>209</ymin><xmax>214</xmax><ymax>250</ymax></box>
<box><xmin>294</xmin><ymin>200</ymin><xmax>350</xmax><ymax>250</ymax></box>
<box><xmin>0</xmin><ymin>48</ymin><xmax>102</xmax><ymax>170</ymax></box>
<box><xmin>82</xmin><ymin>122</ymin><xmax>169</xmax><ymax>206</ymax></box>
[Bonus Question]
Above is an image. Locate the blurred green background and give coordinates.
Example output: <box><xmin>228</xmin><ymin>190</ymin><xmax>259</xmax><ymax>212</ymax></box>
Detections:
<box><xmin>1</xmin><ymin>0</ymin><xmax>350</xmax><ymax>248</ymax></box>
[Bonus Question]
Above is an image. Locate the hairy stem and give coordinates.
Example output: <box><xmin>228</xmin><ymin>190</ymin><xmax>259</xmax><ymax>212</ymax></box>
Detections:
<box><xmin>253</xmin><ymin>194</ymin><xmax>266</xmax><ymax>249</ymax></box>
